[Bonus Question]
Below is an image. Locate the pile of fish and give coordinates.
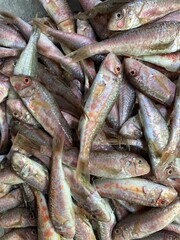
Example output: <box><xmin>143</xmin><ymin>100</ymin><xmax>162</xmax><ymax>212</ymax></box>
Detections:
<box><xmin>0</xmin><ymin>0</ymin><xmax>179</xmax><ymax>239</ymax></box>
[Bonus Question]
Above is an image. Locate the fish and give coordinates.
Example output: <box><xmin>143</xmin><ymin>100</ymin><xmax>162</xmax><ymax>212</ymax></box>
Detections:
<box><xmin>0</xmin><ymin>73</ymin><xmax>10</xmax><ymax>103</ymax></box>
<box><xmin>77</xmin><ymin>19</ymin><xmax>96</xmax><ymax>40</ymax></box>
<box><xmin>11</xmin><ymin>152</ymin><xmax>49</xmax><ymax>193</ymax></box>
<box><xmin>0</xmin><ymin>166</ymin><xmax>24</xmax><ymax>185</ymax></box>
<box><xmin>0</xmin><ymin>184</ymin><xmax>12</xmax><ymax>199</ymax></box>
<box><xmin>0</xmin><ymin>207</ymin><xmax>36</xmax><ymax>228</ymax></box>
<box><xmin>156</xmin><ymin>10</ymin><xmax>180</xmax><ymax>23</ymax></box>
<box><xmin>0</xmin><ymin>47</ymin><xmax>21</xmax><ymax>58</ymax></box>
<box><xmin>112</xmin><ymin>198</ymin><xmax>180</xmax><ymax>240</ymax></box>
<box><xmin>164</xmin><ymin>222</ymin><xmax>180</xmax><ymax>235</ymax></box>
<box><xmin>76</xmin><ymin>52</ymin><xmax>122</xmax><ymax>178</ymax></box>
<box><xmin>0</xmin><ymin>21</ymin><xmax>26</xmax><ymax>48</ymax></box>
<box><xmin>34</xmin><ymin>190</ymin><xmax>61</xmax><ymax>240</ymax></box>
<box><xmin>111</xmin><ymin>199</ymin><xmax>129</xmax><ymax>221</ymax></box>
<box><xmin>115</xmin><ymin>199</ymin><xmax>145</xmax><ymax>213</ymax></box>
<box><xmin>118</xmin><ymin>75</ymin><xmax>136</xmax><ymax>128</ymax></box>
<box><xmin>139</xmin><ymin>230</ymin><xmax>180</xmax><ymax>240</ymax></box>
<box><xmin>49</xmin><ymin>134</ymin><xmax>75</xmax><ymax>238</ymax></box>
<box><xmin>0</xmin><ymin>228</ymin><xmax>38</xmax><ymax>240</ymax></box>
<box><xmin>7</xmin><ymin>99</ymin><xmax>40</xmax><ymax>127</ymax></box>
<box><xmin>0</xmin><ymin>102</ymin><xmax>9</xmax><ymax>153</ymax></box>
<box><xmin>124</xmin><ymin>58</ymin><xmax>176</xmax><ymax>106</ymax></box>
<box><xmin>94</xmin><ymin>178</ymin><xmax>178</xmax><ymax>207</ymax></box>
<box><xmin>108</xmin><ymin>0</ymin><xmax>180</xmax><ymax>31</ymax></box>
<box><xmin>66</xmin><ymin>21</ymin><xmax>180</xmax><ymax>62</ymax></box>
<box><xmin>137</xmin><ymin>51</ymin><xmax>180</xmax><ymax>72</ymax></box>
<box><xmin>63</xmin><ymin>165</ymin><xmax>112</xmax><ymax>222</ymax></box>
<box><xmin>137</xmin><ymin>91</ymin><xmax>170</xmax><ymax>177</ymax></box>
<box><xmin>0</xmin><ymin>188</ymin><xmax>23</xmax><ymax>213</ymax></box>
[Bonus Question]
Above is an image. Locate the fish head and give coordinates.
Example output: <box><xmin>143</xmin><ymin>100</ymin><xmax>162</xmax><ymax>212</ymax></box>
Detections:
<box><xmin>10</xmin><ymin>75</ymin><xmax>35</xmax><ymax>98</ymax></box>
<box><xmin>120</xmin><ymin>121</ymin><xmax>143</xmax><ymax>139</ymax></box>
<box><xmin>108</xmin><ymin>3</ymin><xmax>141</xmax><ymax>31</ymax></box>
<box><xmin>130</xmin><ymin>155</ymin><xmax>150</xmax><ymax>177</ymax></box>
<box><xmin>20</xmin><ymin>209</ymin><xmax>36</xmax><ymax>226</ymax></box>
<box><xmin>25</xmin><ymin>228</ymin><xmax>38</xmax><ymax>240</ymax></box>
<box><xmin>11</xmin><ymin>152</ymin><xmax>29</xmax><ymax>176</ymax></box>
<box><xmin>7</xmin><ymin>99</ymin><xmax>23</xmax><ymax>120</ymax></box>
<box><xmin>112</xmin><ymin>222</ymin><xmax>129</xmax><ymax>240</ymax></box>
<box><xmin>103</xmin><ymin>52</ymin><xmax>122</xmax><ymax>81</ymax></box>
<box><xmin>124</xmin><ymin>58</ymin><xmax>142</xmax><ymax>81</ymax></box>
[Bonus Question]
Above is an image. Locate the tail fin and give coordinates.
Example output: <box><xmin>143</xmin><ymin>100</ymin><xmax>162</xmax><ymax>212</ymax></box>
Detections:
<box><xmin>0</xmin><ymin>11</ymin><xmax>16</xmax><ymax>23</ymax></box>
<box><xmin>52</xmin><ymin>133</ymin><xmax>65</xmax><ymax>160</ymax></box>
<box><xmin>76</xmin><ymin>156</ymin><xmax>90</xmax><ymax>182</ymax></box>
<box><xmin>66</xmin><ymin>45</ymin><xmax>91</xmax><ymax>63</ymax></box>
<box><xmin>33</xmin><ymin>19</ymin><xmax>49</xmax><ymax>36</ymax></box>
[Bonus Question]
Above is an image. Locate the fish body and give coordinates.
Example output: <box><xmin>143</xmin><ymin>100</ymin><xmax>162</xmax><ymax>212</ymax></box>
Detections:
<box><xmin>49</xmin><ymin>134</ymin><xmax>75</xmax><ymax>238</ymax></box>
<box><xmin>112</xmin><ymin>199</ymin><xmax>180</xmax><ymax>240</ymax></box>
<box><xmin>0</xmin><ymin>47</ymin><xmax>21</xmax><ymax>58</ymax></box>
<box><xmin>11</xmin><ymin>152</ymin><xmax>49</xmax><ymax>193</ymax></box>
<box><xmin>77</xmin><ymin>52</ymin><xmax>122</xmax><ymax>177</ymax></box>
<box><xmin>94</xmin><ymin>178</ymin><xmax>177</xmax><ymax>207</ymax></box>
<box><xmin>0</xmin><ymin>228</ymin><xmax>37</xmax><ymax>240</ymax></box>
<box><xmin>108</xmin><ymin>0</ymin><xmax>180</xmax><ymax>31</ymax></box>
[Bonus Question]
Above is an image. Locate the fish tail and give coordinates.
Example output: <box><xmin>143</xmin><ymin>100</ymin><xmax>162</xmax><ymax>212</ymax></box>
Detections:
<box><xmin>33</xmin><ymin>18</ymin><xmax>49</xmax><ymax>35</ymax></box>
<box><xmin>52</xmin><ymin>133</ymin><xmax>65</xmax><ymax>159</ymax></box>
<box><xmin>66</xmin><ymin>45</ymin><xmax>91</xmax><ymax>63</ymax></box>
<box><xmin>0</xmin><ymin>11</ymin><xmax>16</xmax><ymax>23</ymax></box>
<box><xmin>76</xmin><ymin>156</ymin><xmax>90</xmax><ymax>181</ymax></box>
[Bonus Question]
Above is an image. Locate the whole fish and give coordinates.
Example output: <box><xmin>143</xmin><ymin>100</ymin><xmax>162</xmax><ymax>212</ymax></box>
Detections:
<box><xmin>63</xmin><ymin>148</ymin><xmax>150</xmax><ymax>179</ymax></box>
<box><xmin>11</xmin><ymin>152</ymin><xmax>49</xmax><ymax>193</ymax></box>
<box><xmin>118</xmin><ymin>76</ymin><xmax>136</xmax><ymax>128</ymax></box>
<box><xmin>67</xmin><ymin>22</ymin><xmax>180</xmax><ymax>62</ymax></box>
<box><xmin>108</xmin><ymin>0</ymin><xmax>180</xmax><ymax>31</ymax></box>
<box><xmin>0</xmin><ymin>207</ymin><xmax>36</xmax><ymax>228</ymax></box>
<box><xmin>7</xmin><ymin>99</ymin><xmax>40</xmax><ymax>127</ymax></box>
<box><xmin>0</xmin><ymin>12</ymin><xmax>84</xmax><ymax>80</ymax></box>
<box><xmin>0</xmin><ymin>228</ymin><xmax>38</xmax><ymax>240</ymax></box>
<box><xmin>0</xmin><ymin>21</ymin><xmax>26</xmax><ymax>48</ymax></box>
<box><xmin>49</xmin><ymin>134</ymin><xmax>75</xmax><ymax>238</ymax></box>
<box><xmin>63</xmin><ymin>165</ymin><xmax>112</xmax><ymax>222</ymax></box>
<box><xmin>76</xmin><ymin>52</ymin><xmax>122</xmax><ymax>178</ymax></box>
<box><xmin>124</xmin><ymin>58</ymin><xmax>176</xmax><ymax>105</ymax></box>
<box><xmin>0</xmin><ymin>188</ymin><xmax>23</xmax><ymax>213</ymax></box>
<box><xmin>34</xmin><ymin>190</ymin><xmax>61</xmax><ymax>240</ymax></box>
<box><xmin>112</xmin><ymin>198</ymin><xmax>180</xmax><ymax>240</ymax></box>
<box><xmin>137</xmin><ymin>91</ymin><xmax>170</xmax><ymax>177</ymax></box>
<box><xmin>158</xmin><ymin>78</ymin><xmax>180</xmax><ymax>177</ymax></box>
<box><xmin>94</xmin><ymin>178</ymin><xmax>177</xmax><ymax>207</ymax></box>
<box><xmin>137</xmin><ymin>51</ymin><xmax>180</xmax><ymax>72</ymax></box>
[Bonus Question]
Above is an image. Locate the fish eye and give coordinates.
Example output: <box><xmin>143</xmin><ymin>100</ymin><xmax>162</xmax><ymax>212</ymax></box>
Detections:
<box><xmin>134</xmin><ymin>129</ymin><xmax>142</xmax><ymax>137</ymax></box>
<box><xmin>13</xmin><ymin>112</ymin><xmax>19</xmax><ymax>117</ymax></box>
<box><xmin>114</xmin><ymin>229</ymin><xmax>120</xmax><ymax>234</ymax></box>
<box><xmin>129</xmin><ymin>69</ymin><xmax>137</xmax><ymax>77</ymax></box>
<box><xmin>160</xmin><ymin>199</ymin><xmax>166</xmax><ymax>206</ymax></box>
<box><xmin>30</xmin><ymin>214</ymin><xmax>35</xmax><ymax>219</ymax></box>
<box><xmin>91</xmin><ymin>214</ymin><xmax>97</xmax><ymax>219</ymax></box>
<box><xmin>138</xmin><ymin>159</ymin><xmax>143</xmax><ymax>164</ymax></box>
<box><xmin>166</xmin><ymin>168</ymin><xmax>173</xmax><ymax>175</ymax></box>
<box><xmin>23</xmin><ymin>77</ymin><xmax>32</xmax><ymax>85</ymax></box>
<box><xmin>116</xmin><ymin>12</ymin><xmax>123</xmax><ymax>19</ymax></box>
<box><xmin>114</xmin><ymin>65</ymin><xmax>121</xmax><ymax>75</ymax></box>
<box><xmin>31</xmin><ymin>230</ymin><xmax>37</xmax><ymax>235</ymax></box>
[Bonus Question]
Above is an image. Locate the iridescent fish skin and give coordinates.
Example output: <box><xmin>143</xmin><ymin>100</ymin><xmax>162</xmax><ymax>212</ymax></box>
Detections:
<box><xmin>0</xmin><ymin>207</ymin><xmax>36</xmax><ymax>228</ymax></box>
<box><xmin>108</xmin><ymin>0</ymin><xmax>180</xmax><ymax>31</ymax></box>
<box><xmin>156</xmin><ymin>10</ymin><xmax>180</xmax><ymax>23</ymax></box>
<box><xmin>38</xmin><ymin>0</ymin><xmax>75</xmax><ymax>32</ymax></box>
<box><xmin>0</xmin><ymin>21</ymin><xmax>26</xmax><ymax>48</ymax></box>
<box><xmin>77</xmin><ymin>52</ymin><xmax>122</xmax><ymax>177</ymax></box>
<box><xmin>49</xmin><ymin>134</ymin><xmax>75</xmax><ymax>238</ymax></box>
<box><xmin>139</xmin><ymin>230</ymin><xmax>180</xmax><ymax>240</ymax></box>
<box><xmin>118</xmin><ymin>76</ymin><xmax>136</xmax><ymax>128</ymax></box>
<box><xmin>0</xmin><ymin>188</ymin><xmax>23</xmax><ymax>213</ymax></box>
<box><xmin>158</xmin><ymin>78</ymin><xmax>180</xmax><ymax>179</ymax></box>
<box><xmin>11</xmin><ymin>152</ymin><xmax>49</xmax><ymax>193</ymax></box>
<box><xmin>0</xmin><ymin>228</ymin><xmax>38</xmax><ymax>240</ymax></box>
<box><xmin>7</xmin><ymin>99</ymin><xmax>40</xmax><ymax>127</ymax></box>
<box><xmin>94</xmin><ymin>178</ymin><xmax>177</xmax><ymax>207</ymax></box>
<box><xmin>137</xmin><ymin>92</ymin><xmax>170</xmax><ymax>177</ymax></box>
<box><xmin>34</xmin><ymin>190</ymin><xmax>61</xmax><ymax>240</ymax></box>
<box><xmin>137</xmin><ymin>51</ymin><xmax>180</xmax><ymax>72</ymax></box>
<box><xmin>63</xmin><ymin>165</ymin><xmax>112</xmax><ymax>222</ymax></box>
<box><xmin>124</xmin><ymin>58</ymin><xmax>176</xmax><ymax>106</ymax></box>
<box><xmin>13</xmin><ymin>26</ymin><xmax>40</xmax><ymax>78</ymax></box>
<box><xmin>67</xmin><ymin>22</ymin><xmax>180</xmax><ymax>62</ymax></box>
<box><xmin>10</xmin><ymin>75</ymin><xmax>73</xmax><ymax>146</ymax></box>
<box><xmin>112</xmin><ymin>199</ymin><xmax>180</xmax><ymax>240</ymax></box>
